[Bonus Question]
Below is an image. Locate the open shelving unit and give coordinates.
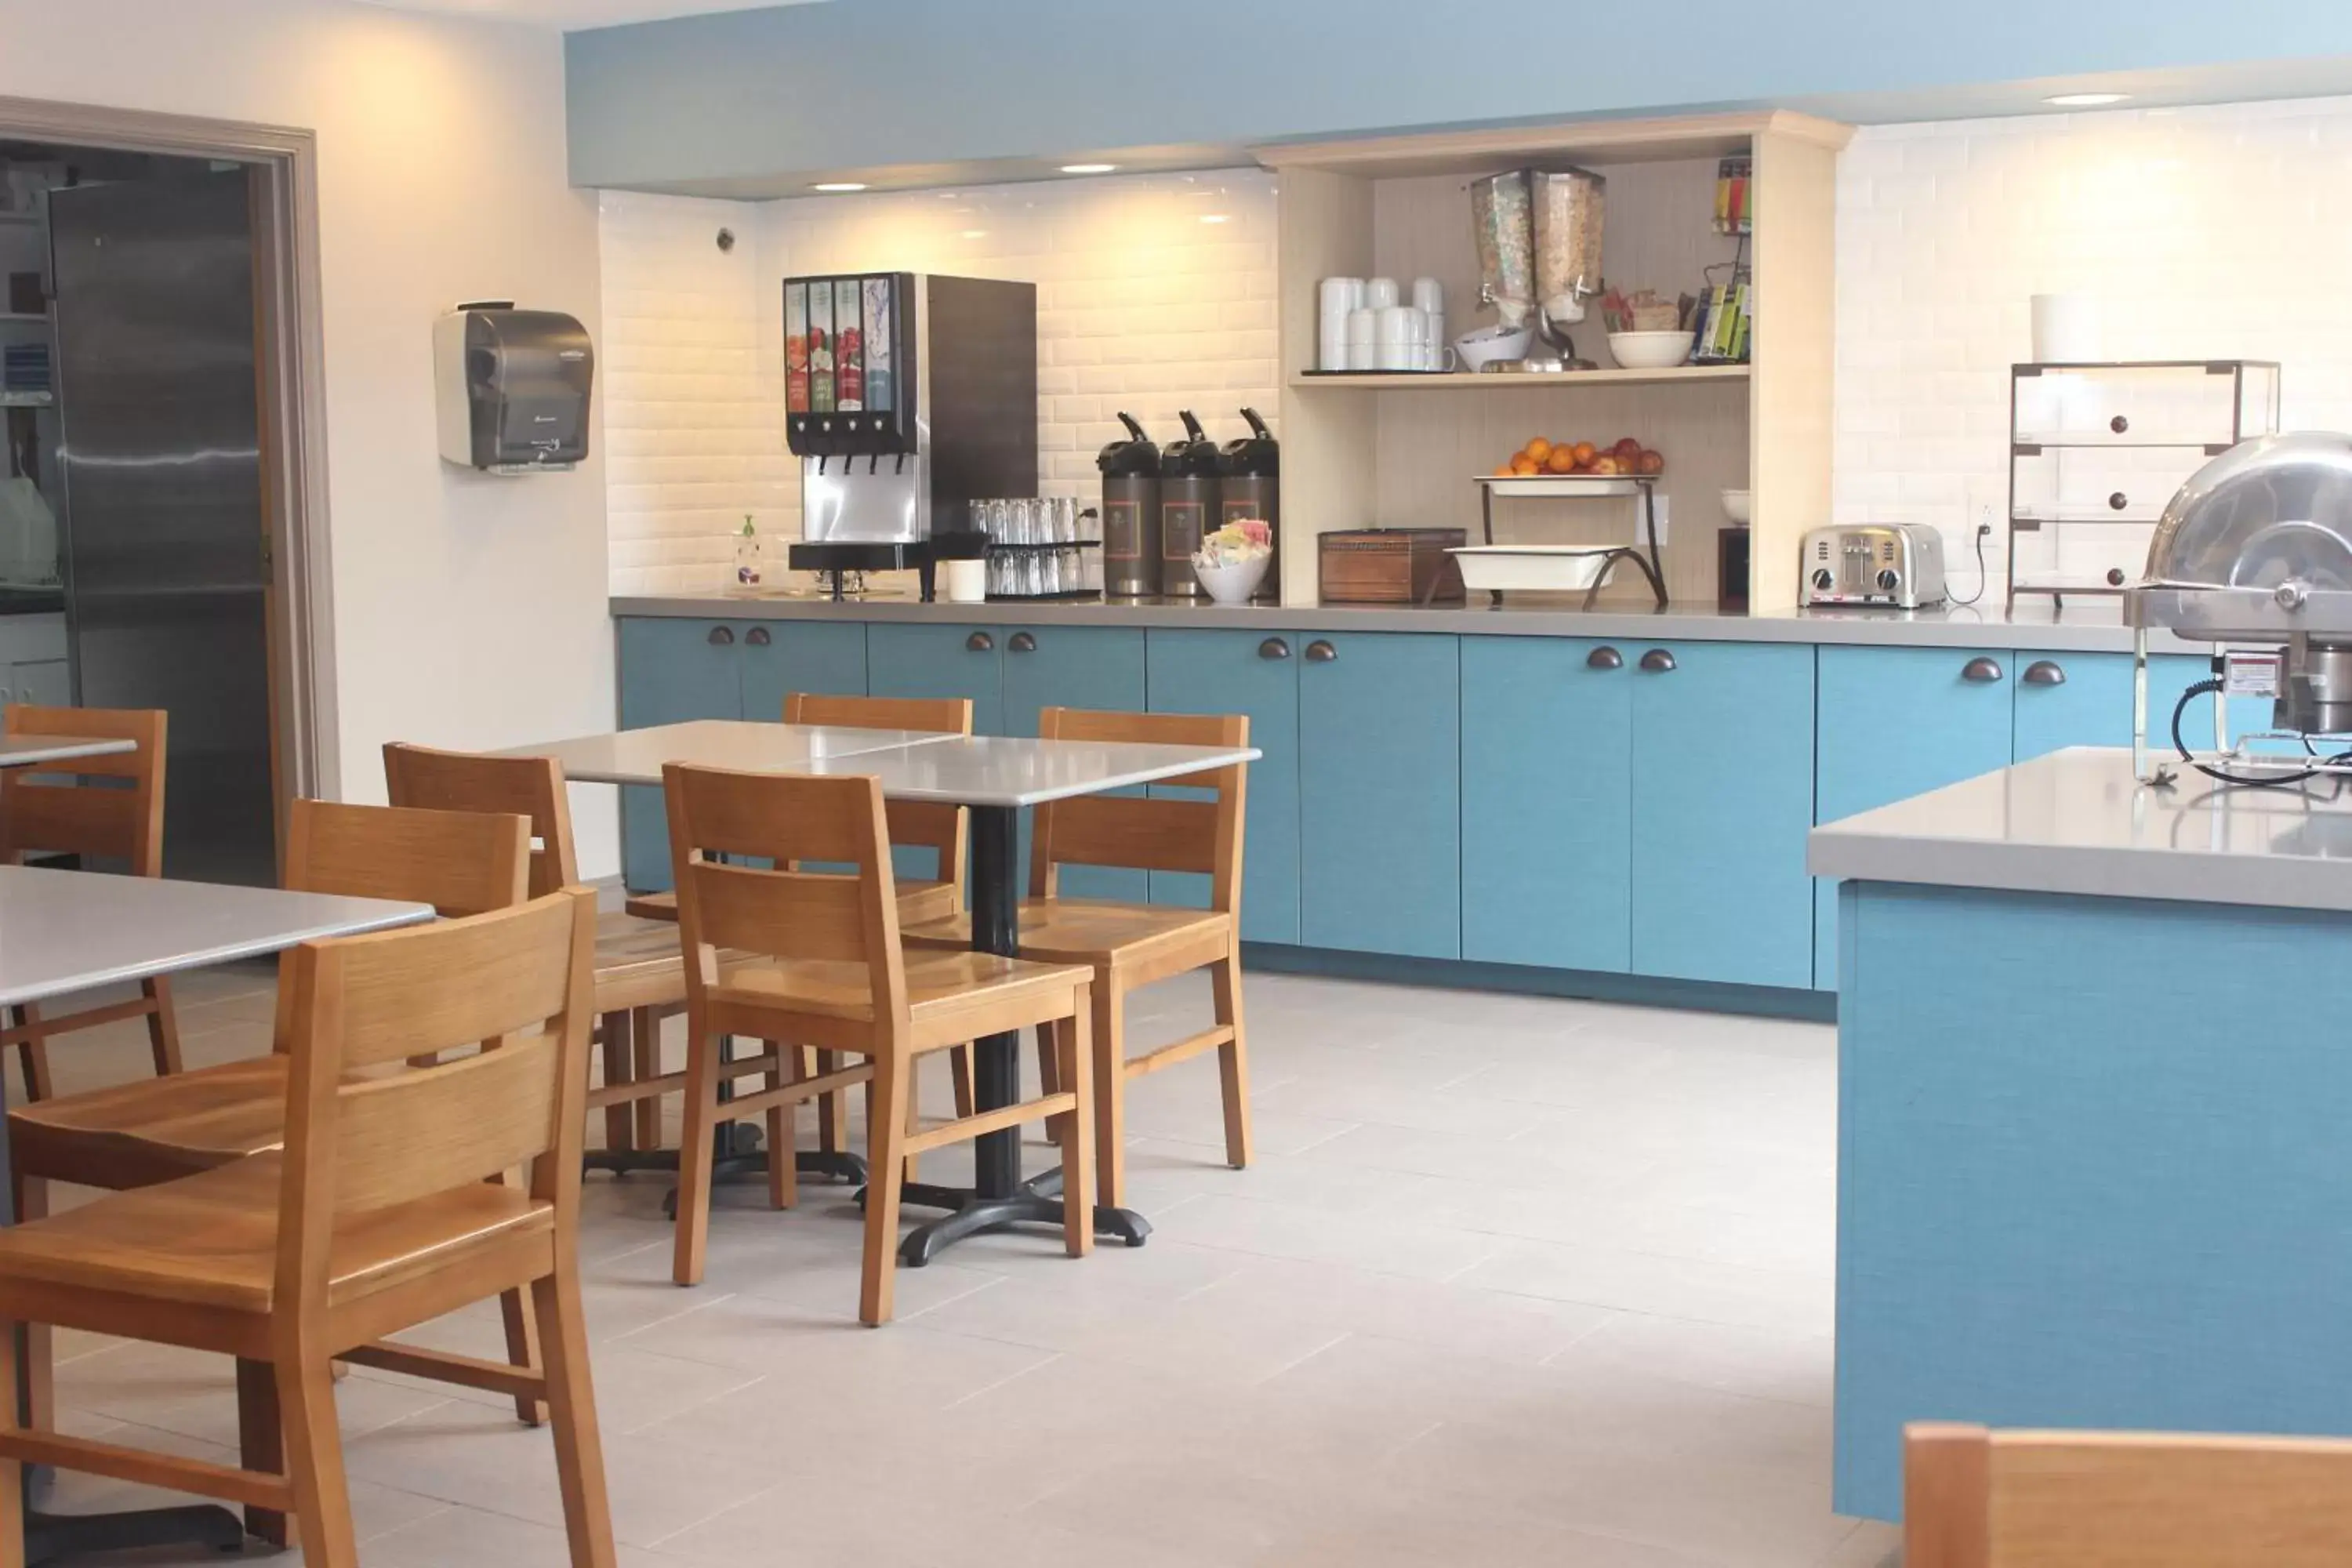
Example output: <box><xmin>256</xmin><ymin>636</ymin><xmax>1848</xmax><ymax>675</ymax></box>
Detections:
<box><xmin>1258</xmin><ymin>110</ymin><xmax>1849</xmax><ymax>611</ymax></box>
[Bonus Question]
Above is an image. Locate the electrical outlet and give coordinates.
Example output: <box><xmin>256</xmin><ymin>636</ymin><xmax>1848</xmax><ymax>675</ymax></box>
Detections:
<box><xmin>1962</xmin><ymin>477</ymin><xmax>2005</xmax><ymax>543</ymax></box>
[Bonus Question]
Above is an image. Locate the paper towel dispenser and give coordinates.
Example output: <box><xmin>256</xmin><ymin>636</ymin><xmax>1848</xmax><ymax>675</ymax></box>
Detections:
<box><xmin>434</xmin><ymin>303</ymin><xmax>593</xmax><ymax>473</ymax></box>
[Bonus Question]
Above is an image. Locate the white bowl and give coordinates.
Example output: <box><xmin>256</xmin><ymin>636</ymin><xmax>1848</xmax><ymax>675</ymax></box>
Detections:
<box><xmin>1193</xmin><ymin>553</ymin><xmax>1270</xmax><ymax>605</ymax></box>
<box><xmin>1607</xmin><ymin>329</ymin><xmax>1696</xmax><ymax>369</ymax></box>
<box><xmin>1449</xmin><ymin>546</ymin><xmax>1617</xmax><ymax>593</ymax></box>
<box><xmin>1454</xmin><ymin>325</ymin><xmax>1533</xmax><ymax>372</ymax></box>
<box><xmin>1721</xmin><ymin>488</ymin><xmax>1753</xmax><ymax>525</ymax></box>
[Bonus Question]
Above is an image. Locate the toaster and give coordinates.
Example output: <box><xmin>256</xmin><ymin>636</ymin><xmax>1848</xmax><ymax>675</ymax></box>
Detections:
<box><xmin>1801</xmin><ymin>524</ymin><xmax>1947</xmax><ymax>609</ymax></box>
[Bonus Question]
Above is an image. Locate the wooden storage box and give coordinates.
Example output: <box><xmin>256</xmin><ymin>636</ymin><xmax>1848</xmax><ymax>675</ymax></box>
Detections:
<box><xmin>1319</xmin><ymin>528</ymin><xmax>1467</xmax><ymax>604</ymax></box>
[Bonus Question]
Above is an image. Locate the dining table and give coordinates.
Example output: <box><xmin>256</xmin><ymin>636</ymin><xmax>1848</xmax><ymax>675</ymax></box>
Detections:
<box><xmin>0</xmin><ymin>736</ymin><xmax>136</xmax><ymax>772</ymax></box>
<box><xmin>0</xmin><ymin>863</ymin><xmax>433</xmax><ymax>1564</ymax></box>
<box><xmin>503</xmin><ymin>719</ymin><xmax>1262</xmax><ymax>1265</ymax></box>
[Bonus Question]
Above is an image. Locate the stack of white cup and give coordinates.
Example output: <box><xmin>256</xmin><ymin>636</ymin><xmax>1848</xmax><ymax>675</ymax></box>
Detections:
<box><xmin>1319</xmin><ymin>275</ymin><xmax>1446</xmax><ymax>372</ymax></box>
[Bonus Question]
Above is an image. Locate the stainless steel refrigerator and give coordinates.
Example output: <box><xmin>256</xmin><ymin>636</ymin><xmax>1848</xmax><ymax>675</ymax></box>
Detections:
<box><xmin>48</xmin><ymin>169</ymin><xmax>274</xmax><ymax>884</ymax></box>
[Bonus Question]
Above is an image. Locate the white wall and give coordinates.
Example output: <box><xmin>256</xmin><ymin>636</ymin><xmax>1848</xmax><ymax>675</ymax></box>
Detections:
<box><xmin>602</xmin><ymin>170</ymin><xmax>1278</xmax><ymax>594</ymax></box>
<box><xmin>0</xmin><ymin>0</ymin><xmax>618</xmax><ymax>874</ymax></box>
<box><xmin>1835</xmin><ymin>95</ymin><xmax>2352</xmax><ymax>599</ymax></box>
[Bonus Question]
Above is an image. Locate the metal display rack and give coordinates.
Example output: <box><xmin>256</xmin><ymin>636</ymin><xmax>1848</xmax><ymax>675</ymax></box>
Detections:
<box><xmin>1472</xmin><ymin>473</ymin><xmax>1669</xmax><ymax>609</ymax></box>
<box><xmin>2008</xmin><ymin>359</ymin><xmax>2279</xmax><ymax>610</ymax></box>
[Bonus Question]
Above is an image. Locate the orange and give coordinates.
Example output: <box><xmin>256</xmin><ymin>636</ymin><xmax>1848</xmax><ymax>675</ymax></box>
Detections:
<box><xmin>1524</xmin><ymin>437</ymin><xmax>1553</xmax><ymax>464</ymax></box>
<box><xmin>1493</xmin><ymin>463</ymin><xmax>1519</xmax><ymax>477</ymax></box>
<box><xmin>1544</xmin><ymin>446</ymin><xmax>1578</xmax><ymax>474</ymax></box>
<box><xmin>1510</xmin><ymin>455</ymin><xmax>1539</xmax><ymax>476</ymax></box>
<box><xmin>1571</xmin><ymin>441</ymin><xmax>1598</xmax><ymax>466</ymax></box>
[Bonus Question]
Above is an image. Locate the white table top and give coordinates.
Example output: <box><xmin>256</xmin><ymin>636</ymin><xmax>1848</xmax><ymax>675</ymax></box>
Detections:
<box><xmin>0</xmin><ymin>734</ymin><xmax>137</xmax><ymax>769</ymax></box>
<box><xmin>510</xmin><ymin>720</ymin><xmax>1261</xmax><ymax>808</ymax></box>
<box><xmin>1809</xmin><ymin>746</ymin><xmax>2352</xmax><ymax>913</ymax></box>
<box><xmin>0</xmin><ymin>865</ymin><xmax>434</xmax><ymax>1007</ymax></box>
<box><xmin>493</xmin><ymin>720</ymin><xmax>961</xmax><ymax>784</ymax></box>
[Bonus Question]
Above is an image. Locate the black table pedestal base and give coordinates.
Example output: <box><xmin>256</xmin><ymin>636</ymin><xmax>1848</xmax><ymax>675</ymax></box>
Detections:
<box><xmin>893</xmin><ymin>1176</ymin><xmax>1150</xmax><ymax>1266</ymax></box>
<box><xmin>26</xmin><ymin>1502</ymin><xmax>245</xmax><ymax>1564</ymax></box>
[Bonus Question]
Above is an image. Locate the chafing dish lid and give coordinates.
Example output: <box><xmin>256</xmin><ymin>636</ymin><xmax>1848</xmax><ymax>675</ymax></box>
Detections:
<box><xmin>2143</xmin><ymin>432</ymin><xmax>2352</xmax><ymax>592</ymax></box>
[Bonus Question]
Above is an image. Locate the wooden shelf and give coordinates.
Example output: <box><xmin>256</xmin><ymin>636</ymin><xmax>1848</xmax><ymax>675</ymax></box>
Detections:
<box><xmin>1292</xmin><ymin>365</ymin><xmax>1749</xmax><ymax>390</ymax></box>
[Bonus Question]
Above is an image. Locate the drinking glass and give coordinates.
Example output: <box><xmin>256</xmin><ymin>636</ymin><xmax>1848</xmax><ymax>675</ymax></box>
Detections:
<box><xmin>979</xmin><ymin>499</ymin><xmax>1010</xmax><ymax>543</ymax></box>
<box><xmin>1007</xmin><ymin>498</ymin><xmax>1037</xmax><ymax>546</ymax></box>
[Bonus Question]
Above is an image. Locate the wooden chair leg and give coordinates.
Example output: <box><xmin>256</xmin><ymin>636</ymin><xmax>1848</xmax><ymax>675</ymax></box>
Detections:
<box><xmin>278</xmin><ymin>1348</ymin><xmax>360</xmax><ymax>1568</ymax></box>
<box><xmin>598</xmin><ymin>1011</ymin><xmax>634</xmax><ymax>1154</ymax></box>
<box><xmin>141</xmin><ymin>975</ymin><xmax>183</xmax><ymax>1077</ymax></box>
<box><xmin>815</xmin><ymin>1049</ymin><xmax>844</xmax><ymax>1156</ymax></box>
<box><xmin>236</xmin><ymin>1357</ymin><xmax>290</xmax><ymax>1546</ymax></box>
<box><xmin>764</xmin><ymin>1040</ymin><xmax>796</xmax><ymax>1211</ymax></box>
<box><xmin>11</xmin><ymin>1004</ymin><xmax>51</xmax><ymax>1105</ymax></box>
<box><xmin>1091</xmin><ymin>983</ymin><xmax>1127</xmax><ymax>1210</ymax></box>
<box><xmin>12</xmin><ymin>1175</ymin><xmax>49</xmax><ymax>1436</ymax></box>
<box><xmin>1210</xmin><ymin>952</ymin><xmax>1253</xmax><ymax>1171</ymax></box>
<box><xmin>532</xmin><ymin>1261</ymin><xmax>619</xmax><ymax>1568</ymax></box>
<box><xmin>1061</xmin><ymin>989</ymin><xmax>1095</xmax><ymax>1259</ymax></box>
<box><xmin>859</xmin><ymin>1050</ymin><xmax>909</xmax><ymax>1327</ymax></box>
<box><xmin>902</xmin><ymin>1063</ymin><xmax>923</xmax><ymax>1185</ymax></box>
<box><xmin>494</xmin><ymin>1174</ymin><xmax>548</xmax><ymax>1425</ymax></box>
<box><xmin>0</xmin><ymin>1313</ymin><xmax>25</xmax><ymax>1568</ymax></box>
<box><xmin>673</xmin><ymin>1025</ymin><xmax>723</xmax><ymax>1287</ymax></box>
<box><xmin>630</xmin><ymin>1008</ymin><xmax>662</xmax><ymax>1150</ymax></box>
<box><xmin>949</xmin><ymin>1045</ymin><xmax>975</xmax><ymax>1120</ymax></box>
<box><xmin>1036</xmin><ymin>1022</ymin><xmax>1069</xmax><ymax>1143</ymax></box>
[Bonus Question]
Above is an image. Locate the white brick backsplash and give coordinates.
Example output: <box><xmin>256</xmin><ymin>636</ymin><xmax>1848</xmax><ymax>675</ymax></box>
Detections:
<box><xmin>601</xmin><ymin>172</ymin><xmax>1277</xmax><ymax>593</ymax></box>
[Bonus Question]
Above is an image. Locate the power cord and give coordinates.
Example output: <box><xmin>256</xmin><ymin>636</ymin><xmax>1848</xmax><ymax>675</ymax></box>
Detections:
<box><xmin>2170</xmin><ymin>677</ymin><xmax>2352</xmax><ymax>788</ymax></box>
<box><xmin>1949</xmin><ymin>522</ymin><xmax>1990</xmax><ymax>608</ymax></box>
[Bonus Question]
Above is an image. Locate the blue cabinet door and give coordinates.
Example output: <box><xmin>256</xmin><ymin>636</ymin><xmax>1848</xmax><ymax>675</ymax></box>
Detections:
<box><xmin>615</xmin><ymin>618</ymin><xmax>744</xmax><ymax>892</ymax></box>
<box><xmin>2011</xmin><ymin>650</ymin><xmax>2238</xmax><ymax>761</ymax></box>
<box><xmin>865</xmin><ymin>622</ymin><xmax>1004</xmax><ymax>736</ymax></box>
<box><xmin>1813</xmin><ymin>644</ymin><xmax>2016</xmax><ymax>989</ymax></box>
<box><xmin>1145</xmin><ymin>627</ymin><xmax>1301</xmax><ymax>946</ymax></box>
<box><xmin>736</xmin><ymin>621</ymin><xmax>869</xmax><ymax>721</ymax></box>
<box><xmin>1630</xmin><ymin>640</ymin><xmax>1816</xmax><ymax>989</ymax></box>
<box><xmin>1461</xmin><ymin>636</ymin><xmax>1633</xmax><ymax>972</ymax></box>
<box><xmin>1298</xmin><ymin>633</ymin><xmax>1461</xmax><ymax>960</ymax></box>
<box><xmin>1002</xmin><ymin>625</ymin><xmax>1149</xmax><ymax>902</ymax></box>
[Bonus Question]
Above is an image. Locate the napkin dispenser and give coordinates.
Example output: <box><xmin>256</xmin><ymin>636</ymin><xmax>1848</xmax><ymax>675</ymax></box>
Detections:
<box><xmin>434</xmin><ymin>303</ymin><xmax>593</xmax><ymax>474</ymax></box>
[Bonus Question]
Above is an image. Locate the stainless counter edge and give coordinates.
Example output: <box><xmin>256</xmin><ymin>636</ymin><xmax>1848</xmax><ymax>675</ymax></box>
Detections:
<box><xmin>612</xmin><ymin>595</ymin><xmax>2205</xmax><ymax>654</ymax></box>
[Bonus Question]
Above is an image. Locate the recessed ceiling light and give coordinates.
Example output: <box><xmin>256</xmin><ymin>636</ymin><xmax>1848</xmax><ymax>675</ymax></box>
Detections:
<box><xmin>2044</xmin><ymin>93</ymin><xmax>2129</xmax><ymax>107</ymax></box>
<box><xmin>1060</xmin><ymin>163</ymin><xmax>1116</xmax><ymax>175</ymax></box>
<box><xmin>1199</xmin><ymin>213</ymin><xmax>1230</xmax><ymax>224</ymax></box>
<box><xmin>812</xmin><ymin>182</ymin><xmax>868</xmax><ymax>193</ymax></box>
<box><xmin>960</xmin><ymin>230</ymin><xmax>988</xmax><ymax>240</ymax></box>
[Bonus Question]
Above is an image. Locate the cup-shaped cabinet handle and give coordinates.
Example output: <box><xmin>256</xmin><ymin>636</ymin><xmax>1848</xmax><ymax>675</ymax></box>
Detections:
<box><xmin>745</xmin><ymin>626</ymin><xmax>771</xmax><ymax>647</ymax></box>
<box><xmin>1962</xmin><ymin>656</ymin><xmax>2005</xmax><ymax>684</ymax></box>
<box><xmin>1258</xmin><ymin>637</ymin><xmax>1291</xmax><ymax>660</ymax></box>
<box><xmin>966</xmin><ymin>631</ymin><xmax>995</xmax><ymax>653</ymax></box>
<box><xmin>1303</xmin><ymin>641</ymin><xmax>1338</xmax><ymax>663</ymax></box>
<box><xmin>706</xmin><ymin>626</ymin><xmax>735</xmax><ymax>646</ymax></box>
<box><xmin>1586</xmin><ymin>646</ymin><xmax>1624</xmax><ymax>670</ymax></box>
<box><xmin>1008</xmin><ymin>632</ymin><xmax>1037</xmax><ymax>653</ymax></box>
<box><xmin>1638</xmin><ymin>648</ymin><xmax>1676</xmax><ymax>673</ymax></box>
<box><xmin>2021</xmin><ymin>659</ymin><xmax>2066</xmax><ymax>687</ymax></box>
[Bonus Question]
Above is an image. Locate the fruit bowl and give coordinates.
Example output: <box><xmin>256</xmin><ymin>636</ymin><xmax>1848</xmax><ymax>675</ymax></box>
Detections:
<box><xmin>1606</xmin><ymin>330</ymin><xmax>1695</xmax><ymax>369</ymax></box>
<box><xmin>1193</xmin><ymin>554</ymin><xmax>1270</xmax><ymax>605</ymax></box>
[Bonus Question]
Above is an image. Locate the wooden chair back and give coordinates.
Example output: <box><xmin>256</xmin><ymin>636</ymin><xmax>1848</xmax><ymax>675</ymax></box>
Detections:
<box><xmin>1905</xmin><ymin>1421</ymin><xmax>2352</xmax><ymax>1567</ymax></box>
<box><xmin>0</xmin><ymin>704</ymin><xmax>168</xmax><ymax>875</ymax></box>
<box><xmin>285</xmin><ymin>797</ymin><xmax>532</xmax><ymax>917</ymax></box>
<box><xmin>782</xmin><ymin>691</ymin><xmax>971</xmax><ymax>891</ymax></box>
<box><xmin>275</xmin><ymin>888</ymin><xmax>594</xmax><ymax>1269</ymax></box>
<box><xmin>663</xmin><ymin>764</ymin><xmax>905</xmax><ymax>1015</ymax></box>
<box><xmin>381</xmin><ymin>743</ymin><xmax>581</xmax><ymax>898</ymax></box>
<box><xmin>1029</xmin><ymin>707</ymin><xmax>1248</xmax><ymax>910</ymax></box>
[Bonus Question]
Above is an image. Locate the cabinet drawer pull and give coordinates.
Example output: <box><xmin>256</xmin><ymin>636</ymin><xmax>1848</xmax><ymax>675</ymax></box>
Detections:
<box><xmin>1008</xmin><ymin>631</ymin><xmax>1037</xmax><ymax>653</ymax></box>
<box><xmin>2110</xmin><ymin>414</ymin><xmax>2129</xmax><ymax>434</ymax></box>
<box><xmin>1258</xmin><ymin>637</ymin><xmax>1290</xmax><ymax>660</ymax></box>
<box><xmin>1303</xmin><ymin>640</ymin><xmax>1338</xmax><ymax>663</ymax></box>
<box><xmin>706</xmin><ymin>626</ymin><xmax>735</xmax><ymax>646</ymax></box>
<box><xmin>2022</xmin><ymin>659</ymin><xmax>2066</xmax><ymax>687</ymax></box>
<box><xmin>1962</xmin><ymin>656</ymin><xmax>2005</xmax><ymax>684</ymax></box>
<box><xmin>2108</xmin><ymin>491</ymin><xmax>2129</xmax><ymax>511</ymax></box>
<box><xmin>1638</xmin><ymin>648</ymin><xmax>1676</xmax><ymax>673</ymax></box>
<box><xmin>1586</xmin><ymin>646</ymin><xmax>1624</xmax><ymax>670</ymax></box>
<box><xmin>745</xmin><ymin>626</ymin><xmax>771</xmax><ymax>648</ymax></box>
<box><xmin>966</xmin><ymin>631</ymin><xmax>994</xmax><ymax>653</ymax></box>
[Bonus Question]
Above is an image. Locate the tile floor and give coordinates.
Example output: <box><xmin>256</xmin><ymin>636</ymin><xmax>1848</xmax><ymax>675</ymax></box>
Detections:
<box><xmin>26</xmin><ymin>961</ymin><xmax>1897</xmax><ymax>1568</ymax></box>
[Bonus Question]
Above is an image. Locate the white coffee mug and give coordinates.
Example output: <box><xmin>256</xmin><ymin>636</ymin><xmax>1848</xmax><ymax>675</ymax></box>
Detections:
<box><xmin>1363</xmin><ymin>276</ymin><xmax>1401</xmax><ymax>311</ymax></box>
<box><xmin>1374</xmin><ymin>306</ymin><xmax>1423</xmax><ymax>370</ymax></box>
<box><xmin>1319</xmin><ymin>318</ymin><xmax>1349</xmax><ymax>372</ymax></box>
<box><xmin>942</xmin><ymin>557</ymin><xmax>987</xmax><ymax>604</ymax></box>
<box><xmin>1423</xmin><ymin>310</ymin><xmax>1446</xmax><ymax>371</ymax></box>
<box><xmin>1344</xmin><ymin>307</ymin><xmax>1377</xmax><ymax>371</ymax></box>
<box><xmin>1320</xmin><ymin>276</ymin><xmax>1365</xmax><ymax>317</ymax></box>
<box><xmin>1411</xmin><ymin>277</ymin><xmax>1444</xmax><ymax>316</ymax></box>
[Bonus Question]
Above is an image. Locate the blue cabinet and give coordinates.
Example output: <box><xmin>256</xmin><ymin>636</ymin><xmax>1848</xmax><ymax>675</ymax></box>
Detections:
<box><xmin>738</xmin><ymin>621</ymin><xmax>868</xmax><ymax>723</ymax></box>
<box><xmin>1298</xmin><ymin>633</ymin><xmax>1461</xmax><ymax>960</ymax></box>
<box><xmin>1002</xmin><ymin>625</ymin><xmax>1149</xmax><ymax>902</ymax></box>
<box><xmin>1461</xmin><ymin>637</ymin><xmax>1632</xmax><ymax>971</ymax></box>
<box><xmin>2011</xmin><ymin>650</ymin><xmax>2228</xmax><ymax>761</ymax></box>
<box><xmin>1146</xmin><ymin>627</ymin><xmax>1302</xmax><ymax>946</ymax></box>
<box><xmin>865</xmin><ymin>622</ymin><xmax>1005</xmax><ymax>736</ymax></box>
<box><xmin>616</xmin><ymin>618</ymin><xmax>747</xmax><ymax>891</ymax></box>
<box><xmin>1629</xmin><ymin>640</ymin><xmax>1817</xmax><ymax>989</ymax></box>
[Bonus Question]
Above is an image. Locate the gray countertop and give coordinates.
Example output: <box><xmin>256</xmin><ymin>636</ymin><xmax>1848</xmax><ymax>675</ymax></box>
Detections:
<box><xmin>612</xmin><ymin>593</ymin><xmax>2203</xmax><ymax>653</ymax></box>
<box><xmin>1809</xmin><ymin>747</ymin><xmax>2352</xmax><ymax>913</ymax></box>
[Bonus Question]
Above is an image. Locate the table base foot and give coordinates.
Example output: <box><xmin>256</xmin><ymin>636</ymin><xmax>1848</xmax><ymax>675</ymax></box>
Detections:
<box><xmin>891</xmin><ymin>1174</ymin><xmax>1150</xmax><ymax>1266</ymax></box>
<box><xmin>27</xmin><ymin>1501</ymin><xmax>245</xmax><ymax>1564</ymax></box>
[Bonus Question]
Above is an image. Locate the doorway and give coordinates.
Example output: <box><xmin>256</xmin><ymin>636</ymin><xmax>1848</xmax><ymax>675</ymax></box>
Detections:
<box><xmin>0</xmin><ymin>100</ymin><xmax>330</xmax><ymax>885</ymax></box>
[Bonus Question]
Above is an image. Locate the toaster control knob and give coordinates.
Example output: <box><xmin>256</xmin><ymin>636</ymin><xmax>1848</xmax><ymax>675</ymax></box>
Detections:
<box><xmin>1875</xmin><ymin>568</ymin><xmax>1901</xmax><ymax>593</ymax></box>
<box><xmin>1811</xmin><ymin>568</ymin><xmax>1835</xmax><ymax>593</ymax></box>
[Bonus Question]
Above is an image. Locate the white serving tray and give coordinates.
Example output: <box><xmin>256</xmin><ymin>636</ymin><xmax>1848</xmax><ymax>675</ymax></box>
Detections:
<box><xmin>1448</xmin><ymin>546</ymin><xmax>1621</xmax><ymax>593</ymax></box>
<box><xmin>1474</xmin><ymin>474</ymin><xmax>1648</xmax><ymax>498</ymax></box>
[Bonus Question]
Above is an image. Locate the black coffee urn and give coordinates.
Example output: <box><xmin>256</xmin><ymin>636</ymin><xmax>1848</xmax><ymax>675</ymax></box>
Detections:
<box><xmin>1218</xmin><ymin>406</ymin><xmax>1280</xmax><ymax>603</ymax></box>
<box><xmin>1098</xmin><ymin>412</ymin><xmax>1161</xmax><ymax>598</ymax></box>
<box><xmin>1158</xmin><ymin>409</ymin><xmax>1220</xmax><ymax>599</ymax></box>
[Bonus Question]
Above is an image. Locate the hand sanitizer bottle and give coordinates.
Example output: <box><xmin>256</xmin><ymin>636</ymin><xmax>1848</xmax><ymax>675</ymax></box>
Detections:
<box><xmin>733</xmin><ymin>516</ymin><xmax>763</xmax><ymax>589</ymax></box>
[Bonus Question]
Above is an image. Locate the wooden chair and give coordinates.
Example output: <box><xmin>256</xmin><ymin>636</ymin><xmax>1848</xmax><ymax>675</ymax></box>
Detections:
<box><xmin>0</xmin><ymin>888</ymin><xmax>614</xmax><ymax>1568</ymax></box>
<box><xmin>905</xmin><ymin>707</ymin><xmax>1251</xmax><ymax>1210</ymax></box>
<box><xmin>0</xmin><ymin>704</ymin><xmax>180</xmax><ymax>1102</ymax></box>
<box><xmin>1905</xmin><ymin>1420</ymin><xmax>2352</xmax><ymax>1566</ymax></box>
<box><xmin>7</xmin><ymin>798</ymin><xmax>542</xmax><ymax>1459</ymax></box>
<box><xmin>383</xmin><ymin>742</ymin><xmax>699</xmax><ymax>1164</ymax></box>
<box><xmin>621</xmin><ymin>692</ymin><xmax>974</xmax><ymax>1163</ymax></box>
<box><xmin>665</xmin><ymin>762</ymin><xmax>1097</xmax><ymax>1323</ymax></box>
